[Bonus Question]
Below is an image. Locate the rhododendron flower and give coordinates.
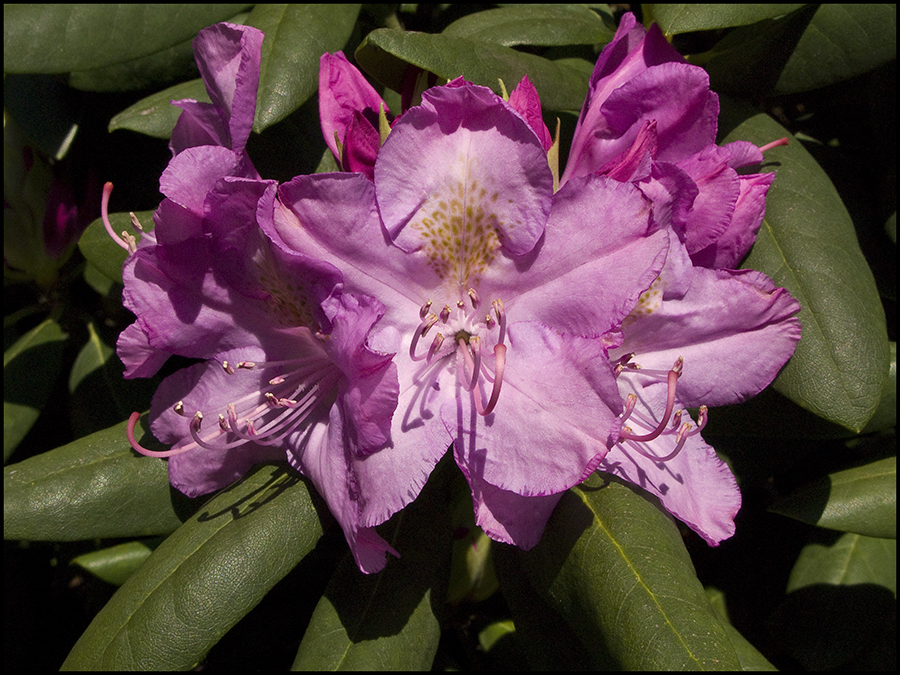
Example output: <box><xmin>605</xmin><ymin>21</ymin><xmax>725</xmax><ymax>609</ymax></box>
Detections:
<box><xmin>267</xmin><ymin>79</ymin><xmax>671</xmax><ymax>549</ymax></box>
<box><xmin>106</xmin><ymin>22</ymin><xmax>413</xmax><ymax>574</ymax></box>
<box><xmin>562</xmin><ymin>11</ymin><xmax>786</xmax><ymax>269</ymax></box>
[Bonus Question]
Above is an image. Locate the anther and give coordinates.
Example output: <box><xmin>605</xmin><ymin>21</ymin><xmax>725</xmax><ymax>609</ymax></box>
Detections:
<box><xmin>222</xmin><ymin>361</ymin><xmax>235</xmax><ymax>375</ymax></box>
<box><xmin>173</xmin><ymin>401</ymin><xmax>184</xmax><ymax>416</ymax></box>
<box><xmin>237</xmin><ymin>361</ymin><xmax>256</xmax><ymax>370</ymax></box>
<box><xmin>427</xmin><ymin>333</ymin><xmax>445</xmax><ymax>362</ymax></box>
<box><xmin>440</xmin><ymin>305</ymin><xmax>452</xmax><ymax>323</ymax></box>
<box><xmin>269</xmin><ymin>376</ymin><xmax>285</xmax><ymax>385</ymax></box>
<box><xmin>492</xmin><ymin>299</ymin><xmax>507</xmax><ymax>345</ymax></box>
<box><xmin>468</xmin><ymin>288</ymin><xmax>480</xmax><ymax>309</ymax></box>
<box><xmin>419</xmin><ymin>299</ymin><xmax>433</xmax><ymax>318</ymax></box>
<box><xmin>265</xmin><ymin>392</ymin><xmax>279</xmax><ymax>407</ymax></box>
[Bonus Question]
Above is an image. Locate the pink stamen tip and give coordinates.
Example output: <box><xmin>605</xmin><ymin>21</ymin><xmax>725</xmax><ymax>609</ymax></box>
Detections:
<box><xmin>222</xmin><ymin>360</ymin><xmax>235</xmax><ymax>375</ymax></box>
<box><xmin>759</xmin><ymin>137</ymin><xmax>789</xmax><ymax>153</ymax></box>
<box><xmin>129</xmin><ymin>212</ymin><xmax>144</xmax><ymax>232</ymax></box>
<box><xmin>409</xmin><ymin>313</ymin><xmax>438</xmax><ymax>361</ymax></box>
<box><xmin>440</xmin><ymin>305</ymin><xmax>452</xmax><ymax>323</ymax></box>
<box><xmin>618</xmin><ymin>368</ymin><xmax>679</xmax><ymax>443</ymax></box>
<box><xmin>620</xmin><ymin>393</ymin><xmax>637</xmax><ymax>422</ymax></box>
<box><xmin>126</xmin><ymin>411</ymin><xmax>187</xmax><ymax>458</ymax></box>
<box><xmin>695</xmin><ymin>405</ymin><xmax>708</xmax><ymax>433</ymax></box>
<box><xmin>419</xmin><ymin>299</ymin><xmax>432</xmax><ymax>319</ymax></box>
<box><xmin>101</xmin><ymin>182</ymin><xmax>134</xmax><ymax>253</ymax></box>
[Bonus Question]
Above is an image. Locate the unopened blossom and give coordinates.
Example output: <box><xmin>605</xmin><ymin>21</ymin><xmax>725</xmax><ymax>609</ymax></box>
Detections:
<box><xmin>108</xmin><ymin>22</ymin><xmax>411</xmax><ymax>574</ymax></box>
<box><xmin>266</xmin><ymin>79</ymin><xmax>670</xmax><ymax>548</ymax></box>
<box><xmin>563</xmin><ymin>11</ymin><xmax>787</xmax><ymax>269</ymax></box>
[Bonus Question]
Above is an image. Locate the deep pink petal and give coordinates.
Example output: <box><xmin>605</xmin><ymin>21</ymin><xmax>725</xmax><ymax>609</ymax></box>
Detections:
<box><xmin>319</xmin><ymin>51</ymin><xmax>389</xmax><ymax>162</ymax></box>
<box><xmin>507</xmin><ymin>76</ymin><xmax>552</xmax><ymax>150</ymax></box>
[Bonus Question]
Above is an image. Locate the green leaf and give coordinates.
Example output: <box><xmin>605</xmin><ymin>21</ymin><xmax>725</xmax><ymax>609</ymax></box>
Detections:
<box><xmin>699</xmin><ymin>5</ymin><xmax>897</xmax><ymax>97</ymax></box>
<box><xmin>61</xmin><ymin>463</ymin><xmax>325</xmax><ymax>670</ymax></box>
<box><xmin>769</xmin><ymin>531</ymin><xmax>896</xmax><ymax>669</ymax></box>
<box><xmin>3</xmin><ymin>4</ymin><xmax>251</xmax><ymax>74</ymax></box>
<box><xmin>292</xmin><ymin>453</ymin><xmax>455</xmax><ymax>670</ymax></box>
<box><xmin>862</xmin><ymin>341</ymin><xmax>897</xmax><ymax>433</ymax></box>
<box><xmin>78</xmin><ymin>210</ymin><xmax>155</xmax><ymax>285</ymax></box>
<box><xmin>109</xmin><ymin>79</ymin><xmax>210</xmax><ymax>138</ymax></box>
<box><xmin>3</xmin><ymin>416</ymin><xmax>182</xmax><ymax>540</ymax></box>
<box><xmin>69</xmin><ymin>322</ymin><xmax>113</xmax><ymax>394</ymax></box>
<box><xmin>4</xmin><ymin>318</ymin><xmax>68</xmax><ymax>461</ymax></box>
<box><xmin>246</xmin><ymin>4</ymin><xmax>361</xmax><ymax>132</ymax></box>
<box><xmin>72</xmin><ymin>540</ymin><xmax>157</xmax><ymax>586</ymax></box>
<box><xmin>773</xmin><ymin>4</ymin><xmax>897</xmax><ymax>95</ymax></box>
<box><xmin>724</xmin><ymin>114</ymin><xmax>889</xmax><ymax>432</ymax></box>
<box><xmin>355</xmin><ymin>30</ymin><xmax>590</xmax><ymax>112</ymax></box>
<box><xmin>771</xmin><ymin>456</ymin><xmax>896</xmax><ymax>538</ymax></box>
<box><xmin>442</xmin><ymin>5</ymin><xmax>613</xmax><ymax>47</ymax></box>
<box><xmin>652</xmin><ymin>4</ymin><xmax>807</xmax><ymax>34</ymax></box>
<box><xmin>494</xmin><ymin>476</ymin><xmax>742</xmax><ymax>670</ymax></box>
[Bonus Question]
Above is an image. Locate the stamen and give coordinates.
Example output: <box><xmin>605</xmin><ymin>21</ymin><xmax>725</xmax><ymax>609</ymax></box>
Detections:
<box><xmin>409</xmin><ymin>313</ymin><xmax>439</xmax><ymax>361</ymax></box>
<box><xmin>440</xmin><ymin>305</ymin><xmax>452</xmax><ymax>323</ymax></box>
<box><xmin>468</xmin><ymin>288</ymin><xmax>480</xmax><ymax>309</ymax></box>
<box><xmin>618</xmin><ymin>359</ymin><xmax>681</xmax><ymax>443</ymax></box>
<box><xmin>427</xmin><ymin>333</ymin><xmax>445</xmax><ymax>362</ymax></box>
<box><xmin>419</xmin><ymin>299</ymin><xmax>432</xmax><ymax>318</ymax></box>
<box><xmin>458</xmin><ymin>341</ymin><xmax>506</xmax><ymax>416</ymax></box>
<box><xmin>101</xmin><ymin>182</ymin><xmax>137</xmax><ymax>254</ymax></box>
<box><xmin>126</xmin><ymin>412</ymin><xmax>192</xmax><ymax>458</ymax></box>
<box><xmin>492</xmin><ymin>299</ymin><xmax>507</xmax><ymax>345</ymax></box>
<box><xmin>222</xmin><ymin>361</ymin><xmax>235</xmax><ymax>375</ymax></box>
<box><xmin>460</xmin><ymin>337</ymin><xmax>482</xmax><ymax>391</ymax></box>
<box><xmin>759</xmin><ymin>137</ymin><xmax>789</xmax><ymax>153</ymax></box>
<box><xmin>173</xmin><ymin>401</ymin><xmax>184</xmax><ymax>416</ymax></box>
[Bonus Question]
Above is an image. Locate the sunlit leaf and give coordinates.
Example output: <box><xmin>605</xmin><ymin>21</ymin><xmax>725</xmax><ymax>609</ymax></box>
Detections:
<box><xmin>651</xmin><ymin>4</ymin><xmax>806</xmax><ymax>34</ymax></box>
<box><xmin>442</xmin><ymin>4</ymin><xmax>613</xmax><ymax>47</ymax></box>
<box><xmin>3</xmin><ymin>415</ymin><xmax>182</xmax><ymax>540</ymax></box>
<box><xmin>771</xmin><ymin>456</ymin><xmax>896</xmax><ymax>538</ymax></box>
<box><xmin>246</xmin><ymin>3</ymin><xmax>361</xmax><ymax>131</ymax></box>
<box><xmin>3</xmin><ymin>4</ymin><xmax>250</xmax><ymax>74</ymax></box>
<box><xmin>4</xmin><ymin>318</ymin><xmax>68</xmax><ymax>461</ymax></box>
<box><xmin>355</xmin><ymin>29</ymin><xmax>590</xmax><ymax>112</ymax></box>
<box><xmin>769</xmin><ymin>531</ymin><xmax>896</xmax><ymax>669</ymax></box>
<box><xmin>61</xmin><ymin>463</ymin><xmax>325</xmax><ymax>670</ymax></box>
<box><xmin>495</xmin><ymin>476</ymin><xmax>741</xmax><ymax>670</ymax></box>
<box><xmin>723</xmin><ymin>114</ymin><xmax>889</xmax><ymax>432</ymax></box>
<box><xmin>72</xmin><ymin>540</ymin><xmax>157</xmax><ymax>586</ymax></box>
<box><xmin>78</xmin><ymin>210</ymin><xmax>155</xmax><ymax>285</ymax></box>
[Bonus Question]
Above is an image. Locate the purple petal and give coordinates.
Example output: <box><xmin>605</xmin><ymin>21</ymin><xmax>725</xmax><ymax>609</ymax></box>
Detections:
<box><xmin>375</xmin><ymin>82</ymin><xmax>552</xmax><ymax>260</ymax></box>
<box><xmin>689</xmin><ymin>172</ymin><xmax>774</xmax><ymax>268</ymax></box>
<box><xmin>503</xmin><ymin>175</ymin><xmax>668</xmax><ymax>338</ymax></box>
<box><xmin>188</xmin><ymin>22</ymin><xmax>263</xmax><ymax>154</ymax></box>
<box><xmin>152</xmin><ymin>346</ymin><xmax>297</xmax><ymax>497</ymax></box>
<box><xmin>616</xmin><ymin>265</ymin><xmax>802</xmax><ymax>407</ymax></box>
<box><xmin>117</xmin><ymin>322</ymin><xmax>170</xmax><ymax>379</ymax></box>
<box><xmin>599</xmin><ymin>383</ymin><xmax>741</xmax><ymax>545</ymax></box>
<box><xmin>463</xmin><ymin>476</ymin><xmax>564</xmax><ymax>549</ymax></box>
<box><xmin>447</xmin><ymin>322</ymin><xmax>619</xmax><ymax>497</ymax></box>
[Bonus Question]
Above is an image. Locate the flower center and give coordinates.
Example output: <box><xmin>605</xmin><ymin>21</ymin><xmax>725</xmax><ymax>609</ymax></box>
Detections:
<box><xmin>408</xmin><ymin>289</ymin><xmax>507</xmax><ymax>416</ymax></box>
<box><xmin>127</xmin><ymin>352</ymin><xmax>339</xmax><ymax>458</ymax></box>
<box><xmin>614</xmin><ymin>354</ymin><xmax>708</xmax><ymax>462</ymax></box>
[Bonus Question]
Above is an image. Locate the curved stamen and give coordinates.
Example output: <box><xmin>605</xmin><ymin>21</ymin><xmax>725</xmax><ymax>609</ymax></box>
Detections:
<box><xmin>618</xmin><ymin>358</ymin><xmax>681</xmax><ymax>443</ymax></box>
<box><xmin>101</xmin><ymin>182</ymin><xmax>137</xmax><ymax>254</ymax></box>
<box><xmin>126</xmin><ymin>412</ymin><xmax>192</xmax><ymax>457</ymax></box>
<box><xmin>479</xmin><ymin>345</ymin><xmax>506</xmax><ymax>416</ymax></box>
<box><xmin>468</xmin><ymin>288</ymin><xmax>480</xmax><ymax>309</ymax></box>
<box><xmin>409</xmin><ymin>313</ymin><xmax>438</xmax><ymax>361</ymax></box>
